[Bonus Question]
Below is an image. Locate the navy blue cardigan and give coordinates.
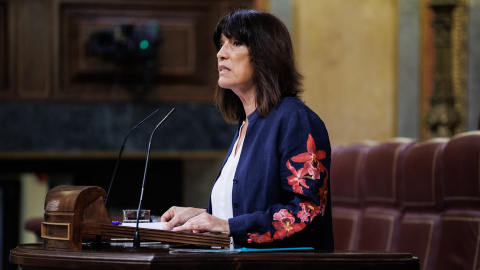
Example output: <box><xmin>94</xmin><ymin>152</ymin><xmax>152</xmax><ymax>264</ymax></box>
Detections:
<box><xmin>208</xmin><ymin>97</ymin><xmax>333</xmax><ymax>250</ymax></box>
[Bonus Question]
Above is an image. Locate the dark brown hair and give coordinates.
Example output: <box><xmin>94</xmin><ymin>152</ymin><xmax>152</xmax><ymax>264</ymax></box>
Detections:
<box><xmin>213</xmin><ymin>9</ymin><xmax>303</xmax><ymax>124</ymax></box>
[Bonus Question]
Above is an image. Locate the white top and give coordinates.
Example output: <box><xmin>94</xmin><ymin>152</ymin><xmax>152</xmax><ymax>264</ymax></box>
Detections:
<box><xmin>211</xmin><ymin>122</ymin><xmax>245</xmax><ymax>220</ymax></box>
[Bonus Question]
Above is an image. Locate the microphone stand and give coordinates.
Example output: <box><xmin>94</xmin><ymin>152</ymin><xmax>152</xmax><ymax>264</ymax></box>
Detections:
<box><xmin>104</xmin><ymin>109</ymin><xmax>160</xmax><ymax>206</ymax></box>
<box><xmin>134</xmin><ymin>108</ymin><xmax>176</xmax><ymax>248</ymax></box>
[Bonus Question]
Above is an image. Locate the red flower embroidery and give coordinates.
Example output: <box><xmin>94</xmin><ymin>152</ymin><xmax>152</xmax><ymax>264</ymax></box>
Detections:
<box><xmin>286</xmin><ymin>160</ymin><xmax>309</xmax><ymax>194</ymax></box>
<box><xmin>300</xmin><ymin>200</ymin><xmax>322</xmax><ymax>221</ymax></box>
<box><xmin>318</xmin><ymin>178</ymin><xmax>329</xmax><ymax>216</ymax></box>
<box><xmin>291</xmin><ymin>134</ymin><xmax>327</xmax><ymax>179</ymax></box>
<box><xmin>248</xmin><ymin>135</ymin><xmax>328</xmax><ymax>245</ymax></box>
<box><xmin>272</xmin><ymin>209</ymin><xmax>306</xmax><ymax>240</ymax></box>
<box><xmin>248</xmin><ymin>231</ymin><xmax>273</xmax><ymax>243</ymax></box>
<box><xmin>297</xmin><ymin>203</ymin><xmax>311</xmax><ymax>222</ymax></box>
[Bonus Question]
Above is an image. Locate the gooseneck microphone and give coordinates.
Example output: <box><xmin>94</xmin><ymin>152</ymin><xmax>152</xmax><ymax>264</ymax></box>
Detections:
<box><xmin>134</xmin><ymin>108</ymin><xmax>176</xmax><ymax>248</ymax></box>
<box><xmin>104</xmin><ymin>109</ymin><xmax>160</xmax><ymax>206</ymax></box>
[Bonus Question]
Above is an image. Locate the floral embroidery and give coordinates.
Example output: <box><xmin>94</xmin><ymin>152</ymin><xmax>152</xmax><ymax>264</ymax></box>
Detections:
<box><xmin>297</xmin><ymin>203</ymin><xmax>311</xmax><ymax>222</ymax></box>
<box><xmin>286</xmin><ymin>134</ymin><xmax>328</xmax><ymax>202</ymax></box>
<box><xmin>318</xmin><ymin>178</ymin><xmax>329</xmax><ymax>216</ymax></box>
<box><xmin>272</xmin><ymin>209</ymin><xmax>306</xmax><ymax>240</ymax></box>
<box><xmin>291</xmin><ymin>134</ymin><xmax>327</xmax><ymax>180</ymax></box>
<box><xmin>247</xmin><ymin>231</ymin><xmax>273</xmax><ymax>243</ymax></box>
<box><xmin>298</xmin><ymin>200</ymin><xmax>322</xmax><ymax>222</ymax></box>
<box><xmin>286</xmin><ymin>160</ymin><xmax>309</xmax><ymax>194</ymax></box>
<box><xmin>247</xmin><ymin>209</ymin><xmax>306</xmax><ymax>244</ymax></box>
<box><xmin>247</xmin><ymin>134</ymin><xmax>329</xmax><ymax>244</ymax></box>
<box><xmin>287</xmin><ymin>134</ymin><xmax>329</xmax><ymax>216</ymax></box>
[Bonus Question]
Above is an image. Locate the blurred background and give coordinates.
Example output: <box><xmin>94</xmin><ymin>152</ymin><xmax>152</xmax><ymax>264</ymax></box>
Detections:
<box><xmin>0</xmin><ymin>0</ymin><xmax>479</xmax><ymax>269</ymax></box>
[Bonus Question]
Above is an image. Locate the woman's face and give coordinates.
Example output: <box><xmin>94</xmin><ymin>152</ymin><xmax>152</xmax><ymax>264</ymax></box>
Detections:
<box><xmin>217</xmin><ymin>34</ymin><xmax>254</xmax><ymax>94</ymax></box>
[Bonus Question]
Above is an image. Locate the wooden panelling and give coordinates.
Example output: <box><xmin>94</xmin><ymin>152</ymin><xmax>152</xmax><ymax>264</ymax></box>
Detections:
<box><xmin>17</xmin><ymin>0</ymin><xmax>53</xmax><ymax>99</ymax></box>
<box><xmin>53</xmin><ymin>0</ymin><xmax>252</xmax><ymax>102</ymax></box>
<box><xmin>62</xmin><ymin>9</ymin><xmax>201</xmax><ymax>79</ymax></box>
<box><xmin>4</xmin><ymin>0</ymin><xmax>251</xmax><ymax>102</ymax></box>
<box><xmin>0</xmin><ymin>1</ymin><xmax>8</xmax><ymax>96</ymax></box>
<box><xmin>57</xmin><ymin>3</ymin><xmax>216</xmax><ymax>101</ymax></box>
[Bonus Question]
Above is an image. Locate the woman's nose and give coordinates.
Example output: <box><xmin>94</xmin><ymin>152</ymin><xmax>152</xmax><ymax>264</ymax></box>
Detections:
<box><xmin>217</xmin><ymin>44</ymin><xmax>228</xmax><ymax>60</ymax></box>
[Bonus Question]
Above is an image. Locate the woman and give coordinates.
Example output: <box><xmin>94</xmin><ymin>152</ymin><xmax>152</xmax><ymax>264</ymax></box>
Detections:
<box><xmin>161</xmin><ymin>9</ymin><xmax>333</xmax><ymax>250</ymax></box>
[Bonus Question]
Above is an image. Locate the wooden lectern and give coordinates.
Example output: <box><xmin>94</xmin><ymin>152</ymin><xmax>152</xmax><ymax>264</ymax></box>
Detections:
<box><xmin>40</xmin><ymin>185</ymin><xmax>230</xmax><ymax>251</ymax></box>
<box><xmin>11</xmin><ymin>185</ymin><xmax>420</xmax><ymax>270</ymax></box>
<box><xmin>42</xmin><ymin>185</ymin><xmax>111</xmax><ymax>251</ymax></box>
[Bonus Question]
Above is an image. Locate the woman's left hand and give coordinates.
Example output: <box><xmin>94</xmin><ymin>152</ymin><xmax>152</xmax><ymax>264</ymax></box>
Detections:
<box><xmin>172</xmin><ymin>212</ymin><xmax>230</xmax><ymax>234</ymax></box>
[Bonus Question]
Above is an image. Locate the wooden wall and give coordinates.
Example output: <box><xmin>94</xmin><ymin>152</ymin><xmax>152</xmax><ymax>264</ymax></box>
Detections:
<box><xmin>0</xmin><ymin>1</ymin><xmax>9</xmax><ymax>96</ymax></box>
<box><xmin>0</xmin><ymin>0</ymin><xmax>251</xmax><ymax>102</ymax></box>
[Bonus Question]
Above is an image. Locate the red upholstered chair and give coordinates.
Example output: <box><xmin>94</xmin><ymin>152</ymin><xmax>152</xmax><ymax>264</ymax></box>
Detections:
<box><xmin>24</xmin><ymin>217</ymin><xmax>43</xmax><ymax>242</ymax></box>
<box><xmin>441</xmin><ymin>131</ymin><xmax>480</xmax><ymax>209</ymax></box>
<box><xmin>434</xmin><ymin>131</ymin><xmax>480</xmax><ymax>270</ymax></box>
<box><xmin>395</xmin><ymin>138</ymin><xmax>447</xmax><ymax>270</ymax></box>
<box><xmin>355</xmin><ymin>138</ymin><xmax>417</xmax><ymax>251</ymax></box>
<box><xmin>330</xmin><ymin>143</ymin><xmax>371</xmax><ymax>250</ymax></box>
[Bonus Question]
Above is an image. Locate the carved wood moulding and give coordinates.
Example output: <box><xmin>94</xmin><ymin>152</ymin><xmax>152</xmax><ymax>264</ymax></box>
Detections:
<box><xmin>424</xmin><ymin>0</ymin><xmax>468</xmax><ymax>138</ymax></box>
<box><xmin>56</xmin><ymin>2</ymin><xmax>224</xmax><ymax>102</ymax></box>
<box><xmin>451</xmin><ymin>0</ymin><xmax>468</xmax><ymax>134</ymax></box>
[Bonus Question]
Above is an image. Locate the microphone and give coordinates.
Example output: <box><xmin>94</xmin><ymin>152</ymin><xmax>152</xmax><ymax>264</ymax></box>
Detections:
<box><xmin>134</xmin><ymin>108</ymin><xmax>176</xmax><ymax>248</ymax></box>
<box><xmin>104</xmin><ymin>109</ymin><xmax>160</xmax><ymax>206</ymax></box>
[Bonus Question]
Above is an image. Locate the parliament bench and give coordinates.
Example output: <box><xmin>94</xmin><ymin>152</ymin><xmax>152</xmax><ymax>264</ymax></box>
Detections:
<box><xmin>330</xmin><ymin>131</ymin><xmax>480</xmax><ymax>270</ymax></box>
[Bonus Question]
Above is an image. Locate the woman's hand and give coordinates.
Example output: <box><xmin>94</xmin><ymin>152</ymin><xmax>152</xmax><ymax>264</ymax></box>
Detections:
<box><xmin>160</xmin><ymin>206</ymin><xmax>229</xmax><ymax>233</ymax></box>
<box><xmin>172</xmin><ymin>212</ymin><xmax>230</xmax><ymax>234</ymax></box>
<box><xmin>160</xmin><ymin>206</ymin><xmax>205</xmax><ymax>230</ymax></box>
